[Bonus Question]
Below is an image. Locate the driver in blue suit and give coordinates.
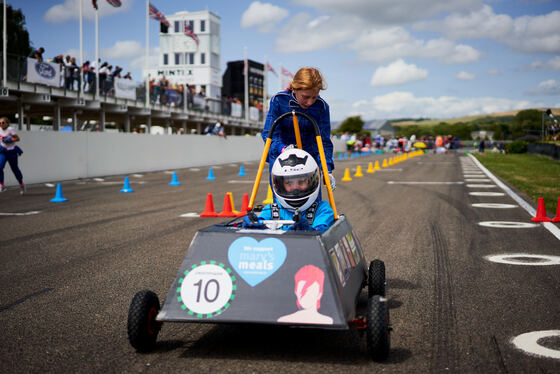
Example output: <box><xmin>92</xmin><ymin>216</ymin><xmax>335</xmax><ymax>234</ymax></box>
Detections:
<box><xmin>244</xmin><ymin>148</ymin><xmax>334</xmax><ymax>231</ymax></box>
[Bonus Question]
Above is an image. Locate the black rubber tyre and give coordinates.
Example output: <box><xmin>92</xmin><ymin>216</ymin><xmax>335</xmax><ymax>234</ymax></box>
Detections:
<box><xmin>368</xmin><ymin>259</ymin><xmax>386</xmax><ymax>297</ymax></box>
<box><xmin>366</xmin><ymin>295</ymin><xmax>390</xmax><ymax>361</ymax></box>
<box><xmin>127</xmin><ymin>290</ymin><xmax>162</xmax><ymax>352</ymax></box>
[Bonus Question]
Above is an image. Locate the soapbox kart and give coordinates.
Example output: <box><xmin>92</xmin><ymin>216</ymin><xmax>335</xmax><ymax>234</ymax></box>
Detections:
<box><xmin>127</xmin><ymin>111</ymin><xmax>391</xmax><ymax>361</ymax></box>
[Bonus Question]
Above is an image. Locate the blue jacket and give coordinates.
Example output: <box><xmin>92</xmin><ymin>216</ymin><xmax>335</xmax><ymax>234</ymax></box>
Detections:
<box><xmin>258</xmin><ymin>200</ymin><xmax>335</xmax><ymax>231</ymax></box>
<box><xmin>262</xmin><ymin>90</ymin><xmax>334</xmax><ymax>172</ymax></box>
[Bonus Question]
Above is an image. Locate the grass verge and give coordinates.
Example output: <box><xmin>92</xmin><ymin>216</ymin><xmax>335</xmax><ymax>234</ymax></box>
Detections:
<box><xmin>473</xmin><ymin>153</ymin><xmax>560</xmax><ymax>214</ymax></box>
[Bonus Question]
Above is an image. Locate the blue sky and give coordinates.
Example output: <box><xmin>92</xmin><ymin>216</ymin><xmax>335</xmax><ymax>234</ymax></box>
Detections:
<box><xmin>13</xmin><ymin>0</ymin><xmax>560</xmax><ymax>121</ymax></box>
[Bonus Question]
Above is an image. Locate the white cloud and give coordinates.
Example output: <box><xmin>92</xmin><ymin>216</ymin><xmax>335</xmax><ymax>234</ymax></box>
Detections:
<box><xmin>102</xmin><ymin>40</ymin><xmax>144</xmax><ymax>60</ymax></box>
<box><xmin>293</xmin><ymin>0</ymin><xmax>482</xmax><ymax>24</ymax></box>
<box><xmin>487</xmin><ymin>69</ymin><xmax>500</xmax><ymax>75</ymax></box>
<box><xmin>241</xmin><ymin>1</ymin><xmax>289</xmax><ymax>33</ymax></box>
<box><xmin>275</xmin><ymin>13</ymin><xmax>355</xmax><ymax>52</ymax></box>
<box><xmin>456</xmin><ymin>71</ymin><xmax>475</xmax><ymax>80</ymax></box>
<box><xmin>348</xmin><ymin>28</ymin><xmax>481</xmax><ymax>64</ymax></box>
<box><xmin>526</xmin><ymin>79</ymin><xmax>560</xmax><ymax>95</ymax></box>
<box><xmin>349</xmin><ymin>91</ymin><xmax>534</xmax><ymax>119</ymax></box>
<box><xmin>130</xmin><ymin>47</ymin><xmax>160</xmax><ymax>71</ymax></box>
<box><xmin>529</xmin><ymin>56</ymin><xmax>560</xmax><ymax>71</ymax></box>
<box><xmin>44</xmin><ymin>0</ymin><xmax>130</xmax><ymax>23</ymax></box>
<box><xmin>415</xmin><ymin>5</ymin><xmax>560</xmax><ymax>54</ymax></box>
<box><xmin>370</xmin><ymin>59</ymin><xmax>428</xmax><ymax>86</ymax></box>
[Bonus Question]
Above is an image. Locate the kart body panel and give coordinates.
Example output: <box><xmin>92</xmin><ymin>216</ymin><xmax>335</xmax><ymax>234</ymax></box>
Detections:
<box><xmin>157</xmin><ymin>215</ymin><xmax>367</xmax><ymax>330</ymax></box>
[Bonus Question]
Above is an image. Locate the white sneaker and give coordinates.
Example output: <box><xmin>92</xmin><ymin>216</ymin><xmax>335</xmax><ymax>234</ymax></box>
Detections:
<box><xmin>20</xmin><ymin>184</ymin><xmax>26</xmax><ymax>195</ymax></box>
<box><xmin>0</xmin><ymin>186</ymin><xmax>6</xmax><ymax>192</ymax></box>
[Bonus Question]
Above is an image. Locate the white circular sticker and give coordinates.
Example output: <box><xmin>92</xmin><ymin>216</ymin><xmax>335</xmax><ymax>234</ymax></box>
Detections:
<box><xmin>478</xmin><ymin>221</ymin><xmax>539</xmax><ymax>228</ymax></box>
<box><xmin>179</xmin><ymin>263</ymin><xmax>235</xmax><ymax>317</ymax></box>
<box><xmin>512</xmin><ymin>330</ymin><xmax>560</xmax><ymax>359</ymax></box>
<box><xmin>485</xmin><ymin>253</ymin><xmax>560</xmax><ymax>266</ymax></box>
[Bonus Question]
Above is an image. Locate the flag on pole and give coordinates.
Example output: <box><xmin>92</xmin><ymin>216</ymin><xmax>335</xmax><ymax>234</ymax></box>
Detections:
<box><xmin>265</xmin><ymin>62</ymin><xmax>277</xmax><ymax>76</ymax></box>
<box><xmin>92</xmin><ymin>0</ymin><xmax>98</xmax><ymax>9</ymax></box>
<box><xmin>106</xmin><ymin>0</ymin><xmax>122</xmax><ymax>7</ymax></box>
<box><xmin>149</xmin><ymin>2</ymin><xmax>170</xmax><ymax>27</ymax></box>
<box><xmin>281</xmin><ymin>67</ymin><xmax>293</xmax><ymax>78</ymax></box>
<box><xmin>184</xmin><ymin>25</ymin><xmax>199</xmax><ymax>46</ymax></box>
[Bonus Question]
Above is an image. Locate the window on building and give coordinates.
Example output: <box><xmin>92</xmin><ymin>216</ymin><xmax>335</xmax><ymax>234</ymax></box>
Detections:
<box><xmin>200</xmin><ymin>53</ymin><xmax>206</xmax><ymax>65</ymax></box>
<box><xmin>174</xmin><ymin>21</ymin><xmax>180</xmax><ymax>33</ymax></box>
<box><xmin>175</xmin><ymin>53</ymin><xmax>181</xmax><ymax>65</ymax></box>
<box><xmin>163</xmin><ymin>54</ymin><xmax>168</xmax><ymax>65</ymax></box>
<box><xmin>200</xmin><ymin>20</ymin><xmax>206</xmax><ymax>32</ymax></box>
<box><xmin>185</xmin><ymin>52</ymin><xmax>194</xmax><ymax>65</ymax></box>
<box><xmin>185</xmin><ymin>20</ymin><xmax>194</xmax><ymax>31</ymax></box>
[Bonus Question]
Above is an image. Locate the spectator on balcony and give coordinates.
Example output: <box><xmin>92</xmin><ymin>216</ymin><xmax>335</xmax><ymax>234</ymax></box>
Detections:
<box><xmin>28</xmin><ymin>47</ymin><xmax>44</xmax><ymax>62</ymax></box>
<box><xmin>98</xmin><ymin>62</ymin><xmax>109</xmax><ymax>94</ymax></box>
<box><xmin>123</xmin><ymin>71</ymin><xmax>132</xmax><ymax>80</ymax></box>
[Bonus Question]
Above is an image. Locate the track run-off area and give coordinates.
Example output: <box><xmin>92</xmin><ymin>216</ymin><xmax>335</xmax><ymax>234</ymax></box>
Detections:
<box><xmin>1</xmin><ymin>151</ymin><xmax>559</xmax><ymax>373</ymax></box>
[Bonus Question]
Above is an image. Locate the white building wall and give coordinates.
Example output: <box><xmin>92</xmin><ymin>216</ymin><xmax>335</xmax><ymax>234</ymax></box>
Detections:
<box><xmin>145</xmin><ymin>10</ymin><xmax>221</xmax><ymax>100</ymax></box>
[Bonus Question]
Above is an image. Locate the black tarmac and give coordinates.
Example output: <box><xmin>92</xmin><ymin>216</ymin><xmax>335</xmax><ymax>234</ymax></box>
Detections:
<box><xmin>1</xmin><ymin>152</ymin><xmax>559</xmax><ymax>373</ymax></box>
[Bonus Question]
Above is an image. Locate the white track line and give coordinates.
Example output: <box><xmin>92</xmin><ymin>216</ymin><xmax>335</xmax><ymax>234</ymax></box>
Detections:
<box><xmin>468</xmin><ymin>154</ymin><xmax>560</xmax><ymax>241</ymax></box>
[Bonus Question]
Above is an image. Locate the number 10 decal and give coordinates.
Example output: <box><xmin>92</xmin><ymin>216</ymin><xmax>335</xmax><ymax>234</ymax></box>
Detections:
<box><xmin>177</xmin><ymin>262</ymin><xmax>236</xmax><ymax>318</ymax></box>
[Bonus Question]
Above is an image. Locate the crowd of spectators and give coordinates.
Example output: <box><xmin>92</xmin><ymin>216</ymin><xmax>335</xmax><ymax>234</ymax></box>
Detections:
<box><xmin>26</xmin><ymin>46</ymin><xmax>133</xmax><ymax>95</ymax></box>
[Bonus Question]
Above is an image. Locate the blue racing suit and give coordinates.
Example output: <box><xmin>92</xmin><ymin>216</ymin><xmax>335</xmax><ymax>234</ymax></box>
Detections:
<box><xmin>258</xmin><ymin>200</ymin><xmax>334</xmax><ymax>231</ymax></box>
<box><xmin>262</xmin><ymin>90</ymin><xmax>334</xmax><ymax>173</ymax></box>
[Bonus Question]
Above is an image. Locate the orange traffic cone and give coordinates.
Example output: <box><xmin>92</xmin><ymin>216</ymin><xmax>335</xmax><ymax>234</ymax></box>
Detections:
<box><xmin>366</xmin><ymin>162</ymin><xmax>375</xmax><ymax>174</ymax></box>
<box><xmin>341</xmin><ymin>168</ymin><xmax>352</xmax><ymax>181</ymax></box>
<box><xmin>227</xmin><ymin>192</ymin><xmax>239</xmax><ymax>214</ymax></box>
<box><xmin>551</xmin><ymin>197</ymin><xmax>560</xmax><ymax>223</ymax></box>
<box><xmin>237</xmin><ymin>193</ymin><xmax>250</xmax><ymax>217</ymax></box>
<box><xmin>354</xmin><ymin>165</ymin><xmax>364</xmax><ymax>177</ymax></box>
<box><xmin>218</xmin><ymin>193</ymin><xmax>237</xmax><ymax>217</ymax></box>
<box><xmin>200</xmin><ymin>193</ymin><xmax>218</xmax><ymax>217</ymax></box>
<box><xmin>531</xmin><ymin>197</ymin><xmax>551</xmax><ymax>222</ymax></box>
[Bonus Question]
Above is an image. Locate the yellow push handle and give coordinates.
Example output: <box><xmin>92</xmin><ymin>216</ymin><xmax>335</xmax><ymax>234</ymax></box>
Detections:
<box><xmin>316</xmin><ymin>135</ymin><xmax>338</xmax><ymax>220</ymax></box>
<box><xmin>292</xmin><ymin>111</ymin><xmax>303</xmax><ymax>149</ymax></box>
<box><xmin>248</xmin><ymin>138</ymin><xmax>272</xmax><ymax>210</ymax></box>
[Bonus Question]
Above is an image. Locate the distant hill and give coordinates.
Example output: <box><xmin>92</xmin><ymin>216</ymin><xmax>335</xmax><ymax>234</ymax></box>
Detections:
<box><xmin>333</xmin><ymin>108</ymin><xmax>559</xmax><ymax>129</ymax></box>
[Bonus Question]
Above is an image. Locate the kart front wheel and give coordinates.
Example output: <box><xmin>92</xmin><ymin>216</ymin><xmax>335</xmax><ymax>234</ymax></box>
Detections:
<box><xmin>368</xmin><ymin>259</ymin><xmax>386</xmax><ymax>297</ymax></box>
<box><xmin>366</xmin><ymin>295</ymin><xmax>390</xmax><ymax>361</ymax></box>
<box><xmin>127</xmin><ymin>290</ymin><xmax>162</xmax><ymax>352</ymax></box>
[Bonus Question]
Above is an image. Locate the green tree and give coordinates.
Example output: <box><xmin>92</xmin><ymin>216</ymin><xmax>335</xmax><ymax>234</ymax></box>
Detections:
<box><xmin>1</xmin><ymin>4</ymin><xmax>32</xmax><ymax>57</ymax></box>
<box><xmin>337</xmin><ymin>115</ymin><xmax>364</xmax><ymax>134</ymax></box>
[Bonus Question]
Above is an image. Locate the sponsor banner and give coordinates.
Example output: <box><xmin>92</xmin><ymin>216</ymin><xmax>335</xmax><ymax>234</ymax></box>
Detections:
<box><xmin>249</xmin><ymin>107</ymin><xmax>260</xmax><ymax>121</ymax></box>
<box><xmin>26</xmin><ymin>58</ymin><xmax>61</xmax><ymax>87</ymax></box>
<box><xmin>193</xmin><ymin>95</ymin><xmax>206</xmax><ymax>110</ymax></box>
<box><xmin>231</xmin><ymin>102</ymin><xmax>242</xmax><ymax>118</ymax></box>
<box><xmin>114</xmin><ymin>77</ymin><xmax>137</xmax><ymax>100</ymax></box>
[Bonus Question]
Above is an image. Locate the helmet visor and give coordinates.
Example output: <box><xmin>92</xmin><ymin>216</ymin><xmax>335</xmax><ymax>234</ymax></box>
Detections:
<box><xmin>272</xmin><ymin>170</ymin><xmax>319</xmax><ymax>200</ymax></box>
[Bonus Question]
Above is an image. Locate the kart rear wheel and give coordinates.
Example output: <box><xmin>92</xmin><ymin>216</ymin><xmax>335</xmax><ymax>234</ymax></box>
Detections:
<box><xmin>366</xmin><ymin>295</ymin><xmax>390</xmax><ymax>361</ymax></box>
<box><xmin>127</xmin><ymin>290</ymin><xmax>162</xmax><ymax>352</ymax></box>
<box><xmin>368</xmin><ymin>259</ymin><xmax>386</xmax><ymax>297</ymax></box>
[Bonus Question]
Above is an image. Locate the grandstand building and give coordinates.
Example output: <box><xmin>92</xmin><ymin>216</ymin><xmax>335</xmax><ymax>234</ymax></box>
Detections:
<box><xmin>144</xmin><ymin>10</ymin><xmax>221</xmax><ymax>100</ymax></box>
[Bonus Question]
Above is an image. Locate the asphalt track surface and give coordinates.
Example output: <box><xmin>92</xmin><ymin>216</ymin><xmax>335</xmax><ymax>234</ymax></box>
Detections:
<box><xmin>1</xmin><ymin>152</ymin><xmax>559</xmax><ymax>373</ymax></box>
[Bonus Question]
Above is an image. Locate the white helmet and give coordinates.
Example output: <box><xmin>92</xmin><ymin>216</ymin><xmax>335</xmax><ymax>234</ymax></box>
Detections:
<box><xmin>271</xmin><ymin>148</ymin><xmax>320</xmax><ymax>211</ymax></box>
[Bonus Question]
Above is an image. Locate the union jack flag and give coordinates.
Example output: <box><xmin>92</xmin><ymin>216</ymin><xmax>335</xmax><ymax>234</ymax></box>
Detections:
<box><xmin>149</xmin><ymin>2</ymin><xmax>170</xmax><ymax>27</ymax></box>
<box><xmin>106</xmin><ymin>0</ymin><xmax>122</xmax><ymax>7</ymax></box>
<box><xmin>184</xmin><ymin>25</ymin><xmax>199</xmax><ymax>46</ymax></box>
<box><xmin>265</xmin><ymin>62</ymin><xmax>277</xmax><ymax>76</ymax></box>
<box><xmin>281</xmin><ymin>67</ymin><xmax>293</xmax><ymax>78</ymax></box>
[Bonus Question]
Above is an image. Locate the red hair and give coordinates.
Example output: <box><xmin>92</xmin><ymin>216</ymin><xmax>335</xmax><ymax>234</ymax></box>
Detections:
<box><xmin>294</xmin><ymin>265</ymin><xmax>325</xmax><ymax>309</ymax></box>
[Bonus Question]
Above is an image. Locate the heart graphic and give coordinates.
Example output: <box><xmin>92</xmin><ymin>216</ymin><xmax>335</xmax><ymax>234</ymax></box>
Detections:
<box><xmin>228</xmin><ymin>237</ymin><xmax>287</xmax><ymax>287</ymax></box>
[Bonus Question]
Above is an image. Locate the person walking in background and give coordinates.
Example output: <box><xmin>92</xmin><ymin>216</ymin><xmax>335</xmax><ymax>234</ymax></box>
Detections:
<box><xmin>262</xmin><ymin>67</ymin><xmax>335</xmax><ymax>193</ymax></box>
<box><xmin>0</xmin><ymin>117</ymin><xmax>25</xmax><ymax>194</ymax></box>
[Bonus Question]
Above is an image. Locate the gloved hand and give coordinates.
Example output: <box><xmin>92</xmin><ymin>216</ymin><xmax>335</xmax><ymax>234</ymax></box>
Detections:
<box><xmin>289</xmin><ymin>209</ymin><xmax>312</xmax><ymax>231</ymax></box>
<box><xmin>3</xmin><ymin>136</ymin><xmax>13</xmax><ymax>144</ymax></box>
<box><xmin>242</xmin><ymin>214</ymin><xmax>265</xmax><ymax>229</ymax></box>
<box><xmin>329</xmin><ymin>173</ymin><xmax>336</xmax><ymax>191</ymax></box>
<box><xmin>281</xmin><ymin>144</ymin><xmax>295</xmax><ymax>153</ymax></box>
